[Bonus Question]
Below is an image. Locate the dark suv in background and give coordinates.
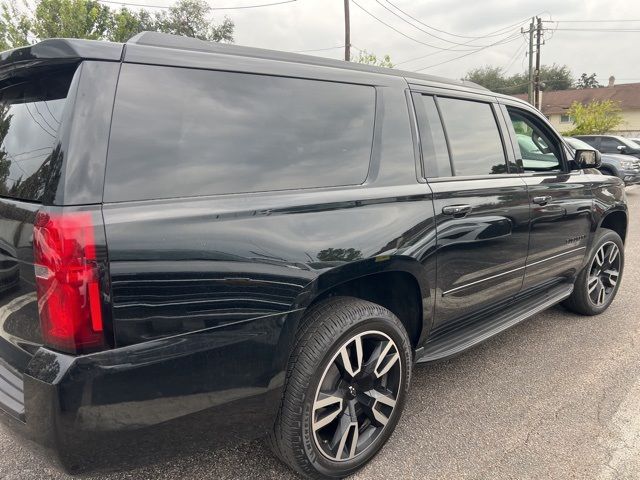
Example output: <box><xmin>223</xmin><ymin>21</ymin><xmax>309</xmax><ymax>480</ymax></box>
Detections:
<box><xmin>565</xmin><ymin>137</ymin><xmax>640</xmax><ymax>185</ymax></box>
<box><xmin>576</xmin><ymin>134</ymin><xmax>640</xmax><ymax>159</ymax></box>
<box><xmin>0</xmin><ymin>33</ymin><xmax>627</xmax><ymax>479</ymax></box>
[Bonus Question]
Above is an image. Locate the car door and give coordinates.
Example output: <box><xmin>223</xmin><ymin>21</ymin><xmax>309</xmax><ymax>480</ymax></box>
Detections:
<box><xmin>412</xmin><ymin>92</ymin><xmax>530</xmax><ymax>328</ymax></box>
<box><xmin>500</xmin><ymin>102</ymin><xmax>593</xmax><ymax>292</ymax></box>
<box><xmin>599</xmin><ymin>136</ymin><xmax>623</xmax><ymax>154</ymax></box>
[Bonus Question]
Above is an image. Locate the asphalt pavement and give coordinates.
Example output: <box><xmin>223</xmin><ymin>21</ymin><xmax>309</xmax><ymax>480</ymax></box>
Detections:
<box><xmin>2</xmin><ymin>188</ymin><xmax>640</xmax><ymax>480</ymax></box>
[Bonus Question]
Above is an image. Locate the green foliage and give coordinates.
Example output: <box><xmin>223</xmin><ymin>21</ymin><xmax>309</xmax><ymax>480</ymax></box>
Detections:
<box><xmin>0</xmin><ymin>1</ymin><xmax>31</xmax><ymax>50</ymax></box>
<box><xmin>565</xmin><ymin>100</ymin><xmax>623</xmax><ymax>135</ymax></box>
<box><xmin>0</xmin><ymin>0</ymin><xmax>234</xmax><ymax>50</ymax></box>
<box><xmin>537</xmin><ymin>64</ymin><xmax>574</xmax><ymax>91</ymax></box>
<box><xmin>154</xmin><ymin>0</ymin><xmax>234</xmax><ymax>42</ymax></box>
<box><xmin>109</xmin><ymin>7</ymin><xmax>155</xmax><ymax>43</ymax></box>
<box><xmin>465</xmin><ymin>66</ymin><xmax>509</xmax><ymax>91</ymax></box>
<box><xmin>465</xmin><ymin>63</ymin><xmax>573</xmax><ymax>94</ymax></box>
<box><xmin>354</xmin><ymin>50</ymin><xmax>393</xmax><ymax>68</ymax></box>
<box><xmin>575</xmin><ymin>73</ymin><xmax>600</xmax><ymax>89</ymax></box>
<box><xmin>32</xmin><ymin>0</ymin><xmax>111</xmax><ymax>40</ymax></box>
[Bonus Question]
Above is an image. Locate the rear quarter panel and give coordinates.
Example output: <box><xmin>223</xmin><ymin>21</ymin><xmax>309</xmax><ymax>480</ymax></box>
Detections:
<box><xmin>101</xmin><ymin>69</ymin><xmax>437</xmax><ymax>435</ymax></box>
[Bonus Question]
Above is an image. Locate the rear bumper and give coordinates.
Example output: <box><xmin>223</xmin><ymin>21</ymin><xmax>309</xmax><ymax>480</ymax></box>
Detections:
<box><xmin>0</xmin><ymin>314</ymin><xmax>290</xmax><ymax>473</ymax></box>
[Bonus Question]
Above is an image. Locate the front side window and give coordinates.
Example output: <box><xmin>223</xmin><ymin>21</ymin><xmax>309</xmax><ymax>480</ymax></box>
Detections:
<box><xmin>106</xmin><ymin>64</ymin><xmax>376</xmax><ymax>202</ymax></box>
<box><xmin>436</xmin><ymin>98</ymin><xmax>507</xmax><ymax>176</ymax></box>
<box><xmin>508</xmin><ymin>108</ymin><xmax>562</xmax><ymax>172</ymax></box>
<box><xmin>600</xmin><ymin>137</ymin><xmax>622</xmax><ymax>152</ymax></box>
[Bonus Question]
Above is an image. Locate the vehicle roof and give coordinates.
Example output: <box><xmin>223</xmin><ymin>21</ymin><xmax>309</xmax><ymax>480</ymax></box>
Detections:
<box><xmin>0</xmin><ymin>33</ymin><xmax>542</xmax><ymax>113</ymax></box>
<box><xmin>575</xmin><ymin>134</ymin><xmax>620</xmax><ymax>139</ymax></box>
<box><xmin>2</xmin><ymin>33</ymin><xmax>491</xmax><ymax>93</ymax></box>
<box><xmin>127</xmin><ymin>31</ymin><xmax>487</xmax><ymax>90</ymax></box>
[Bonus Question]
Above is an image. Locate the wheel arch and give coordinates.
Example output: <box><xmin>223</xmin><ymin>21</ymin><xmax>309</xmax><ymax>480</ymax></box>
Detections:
<box><xmin>598</xmin><ymin>208</ymin><xmax>628</xmax><ymax>243</ymax></box>
<box><xmin>271</xmin><ymin>256</ymin><xmax>432</xmax><ymax>377</ymax></box>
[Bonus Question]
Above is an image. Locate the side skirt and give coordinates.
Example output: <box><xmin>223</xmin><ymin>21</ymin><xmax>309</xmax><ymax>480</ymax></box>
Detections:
<box><xmin>415</xmin><ymin>282</ymin><xmax>573</xmax><ymax>363</ymax></box>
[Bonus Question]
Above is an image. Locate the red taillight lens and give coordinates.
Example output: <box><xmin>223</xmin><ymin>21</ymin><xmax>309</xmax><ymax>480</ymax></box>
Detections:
<box><xmin>33</xmin><ymin>211</ymin><xmax>106</xmax><ymax>354</ymax></box>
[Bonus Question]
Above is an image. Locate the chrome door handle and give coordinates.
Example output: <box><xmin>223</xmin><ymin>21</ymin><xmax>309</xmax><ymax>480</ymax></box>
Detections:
<box><xmin>442</xmin><ymin>204</ymin><xmax>472</xmax><ymax>217</ymax></box>
<box><xmin>533</xmin><ymin>195</ymin><xmax>552</xmax><ymax>206</ymax></box>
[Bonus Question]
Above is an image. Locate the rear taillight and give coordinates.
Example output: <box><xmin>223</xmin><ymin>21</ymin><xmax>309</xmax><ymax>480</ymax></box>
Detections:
<box><xmin>33</xmin><ymin>211</ymin><xmax>107</xmax><ymax>354</ymax></box>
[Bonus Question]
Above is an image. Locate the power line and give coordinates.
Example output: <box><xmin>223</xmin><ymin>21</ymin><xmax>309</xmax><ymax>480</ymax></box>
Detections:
<box><xmin>551</xmin><ymin>28</ymin><xmax>640</xmax><ymax>32</ymax></box>
<box><xmin>373</xmin><ymin>0</ymin><xmax>510</xmax><ymax>48</ymax></box>
<box><xmin>394</xmin><ymin>13</ymin><xmax>543</xmax><ymax>67</ymax></box>
<box><xmin>291</xmin><ymin>45</ymin><xmax>344</xmax><ymax>53</ymax></box>
<box><xmin>413</xmin><ymin>32</ymin><xmax>522</xmax><ymax>71</ymax></box>
<box><xmin>384</xmin><ymin>0</ymin><xmax>533</xmax><ymax>40</ymax></box>
<box><xmin>96</xmin><ymin>0</ymin><xmax>296</xmax><ymax>10</ymax></box>
<box><xmin>502</xmin><ymin>38</ymin><xmax>527</xmax><ymax>73</ymax></box>
<box><xmin>395</xmin><ymin>29</ymin><xmax>521</xmax><ymax>67</ymax></box>
<box><xmin>350</xmin><ymin>0</ymin><xmax>484</xmax><ymax>51</ymax></box>
<box><xmin>551</xmin><ymin>19</ymin><xmax>640</xmax><ymax>23</ymax></box>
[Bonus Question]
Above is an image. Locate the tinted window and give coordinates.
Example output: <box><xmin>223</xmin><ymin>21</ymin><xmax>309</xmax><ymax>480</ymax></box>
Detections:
<box><xmin>414</xmin><ymin>94</ymin><xmax>451</xmax><ymax>177</ymax></box>
<box><xmin>600</xmin><ymin>137</ymin><xmax>621</xmax><ymax>152</ymax></box>
<box><xmin>105</xmin><ymin>65</ymin><xmax>376</xmax><ymax>202</ymax></box>
<box><xmin>437</xmin><ymin>98</ymin><xmax>506</xmax><ymax>176</ymax></box>
<box><xmin>0</xmin><ymin>68</ymin><xmax>74</xmax><ymax>201</ymax></box>
<box><xmin>576</xmin><ymin>136</ymin><xmax>597</xmax><ymax>148</ymax></box>
<box><xmin>508</xmin><ymin>108</ymin><xmax>561</xmax><ymax>172</ymax></box>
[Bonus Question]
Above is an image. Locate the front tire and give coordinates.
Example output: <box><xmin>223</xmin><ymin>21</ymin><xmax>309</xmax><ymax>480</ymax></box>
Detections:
<box><xmin>563</xmin><ymin>229</ymin><xmax>624</xmax><ymax>315</ymax></box>
<box><xmin>269</xmin><ymin>297</ymin><xmax>412</xmax><ymax>479</ymax></box>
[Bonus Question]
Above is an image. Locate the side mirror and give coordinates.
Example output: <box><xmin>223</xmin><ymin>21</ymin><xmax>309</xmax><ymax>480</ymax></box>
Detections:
<box><xmin>617</xmin><ymin>145</ymin><xmax>627</xmax><ymax>153</ymax></box>
<box><xmin>574</xmin><ymin>149</ymin><xmax>602</xmax><ymax>169</ymax></box>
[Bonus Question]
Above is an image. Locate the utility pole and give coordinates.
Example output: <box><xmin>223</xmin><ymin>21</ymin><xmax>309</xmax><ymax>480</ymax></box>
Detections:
<box><xmin>344</xmin><ymin>0</ymin><xmax>351</xmax><ymax>61</ymax></box>
<box><xmin>534</xmin><ymin>16</ymin><xmax>542</xmax><ymax>109</ymax></box>
<box><xmin>527</xmin><ymin>17</ymin><xmax>534</xmax><ymax>105</ymax></box>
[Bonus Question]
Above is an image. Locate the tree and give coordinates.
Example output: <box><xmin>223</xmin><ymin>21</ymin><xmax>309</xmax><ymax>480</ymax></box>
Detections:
<box><xmin>576</xmin><ymin>73</ymin><xmax>600</xmax><ymax>89</ymax></box>
<box><xmin>0</xmin><ymin>0</ymin><xmax>234</xmax><ymax>49</ymax></box>
<box><xmin>0</xmin><ymin>1</ymin><xmax>30</xmax><ymax>50</ymax></box>
<box><xmin>109</xmin><ymin>7</ymin><xmax>155</xmax><ymax>43</ymax></box>
<box><xmin>537</xmin><ymin>64</ymin><xmax>573</xmax><ymax>91</ymax></box>
<box><xmin>464</xmin><ymin>63</ymin><xmax>573</xmax><ymax>94</ymax></box>
<box><xmin>31</xmin><ymin>0</ymin><xmax>112</xmax><ymax>41</ymax></box>
<box><xmin>465</xmin><ymin>66</ymin><xmax>508</xmax><ymax>91</ymax></box>
<box><xmin>153</xmin><ymin>0</ymin><xmax>233</xmax><ymax>42</ymax></box>
<box><xmin>566</xmin><ymin>100</ymin><xmax>623</xmax><ymax>135</ymax></box>
<box><xmin>354</xmin><ymin>50</ymin><xmax>393</xmax><ymax>68</ymax></box>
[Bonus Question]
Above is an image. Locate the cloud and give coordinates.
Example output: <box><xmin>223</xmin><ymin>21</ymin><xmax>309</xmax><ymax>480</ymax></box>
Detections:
<box><xmin>137</xmin><ymin>0</ymin><xmax>640</xmax><ymax>85</ymax></box>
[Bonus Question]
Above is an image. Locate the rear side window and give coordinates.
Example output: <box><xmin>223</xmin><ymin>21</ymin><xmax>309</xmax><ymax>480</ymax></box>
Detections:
<box><xmin>105</xmin><ymin>64</ymin><xmax>376</xmax><ymax>202</ymax></box>
<box><xmin>0</xmin><ymin>68</ymin><xmax>75</xmax><ymax>202</ymax></box>
<box><xmin>437</xmin><ymin>98</ymin><xmax>507</xmax><ymax>176</ymax></box>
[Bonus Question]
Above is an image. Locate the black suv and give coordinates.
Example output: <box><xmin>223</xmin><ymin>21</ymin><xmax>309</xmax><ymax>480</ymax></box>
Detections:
<box><xmin>0</xmin><ymin>33</ymin><xmax>627</xmax><ymax>479</ymax></box>
<box><xmin>576</xmin><ymin>134</ymin><xmax>640</xmax><ymax>159</ymax></box>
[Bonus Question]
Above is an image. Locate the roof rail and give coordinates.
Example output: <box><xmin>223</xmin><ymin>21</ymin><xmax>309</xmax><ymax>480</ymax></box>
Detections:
<box><xmin>127</xmin><ymin>31</ymin><xmax>486</xmax><ymax>91</ymax></box>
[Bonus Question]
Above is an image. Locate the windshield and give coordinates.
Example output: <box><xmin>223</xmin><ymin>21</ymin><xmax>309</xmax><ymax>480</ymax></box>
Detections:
<box><xmin>620</xmin><ymin>137</ymin><xmax>640</xmax><ymax>149</ymax></box>
<box><xmin>565</xmin><ymin>137</ymin><xmax>592</xmax><ymax>151</ymax></box>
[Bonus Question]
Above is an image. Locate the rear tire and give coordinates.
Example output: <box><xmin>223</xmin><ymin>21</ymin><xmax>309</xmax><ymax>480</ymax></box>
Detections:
<box><xmin>269</xmin><ymin>297</ymin><xmax>412</xmax><ymax>479</ymax></box>
<box><xmin>563</xmin><ymin>229</ymin><xmax>624</xmax><ymax>316</ymax></box>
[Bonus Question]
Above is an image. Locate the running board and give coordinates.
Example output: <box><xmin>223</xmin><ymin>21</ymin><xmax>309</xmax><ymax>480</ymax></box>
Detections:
<box><xmin>416</xmin><ymin>283</ymin><xmax>573</xmax><ymax>363</ymax></box>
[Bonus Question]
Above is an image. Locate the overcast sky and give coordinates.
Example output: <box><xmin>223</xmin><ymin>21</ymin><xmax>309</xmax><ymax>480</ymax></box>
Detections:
<box><xmin>134</xmin><ymin>0</ymin><xmax>640</xmax><ymax>86</ymax></box>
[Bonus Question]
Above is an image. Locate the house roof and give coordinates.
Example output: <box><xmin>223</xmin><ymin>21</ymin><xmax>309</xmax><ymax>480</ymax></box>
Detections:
<box><xmin>513</xmin><ymin>82</ymin><xmax>640</xmax><ymax>115</ymax></box>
